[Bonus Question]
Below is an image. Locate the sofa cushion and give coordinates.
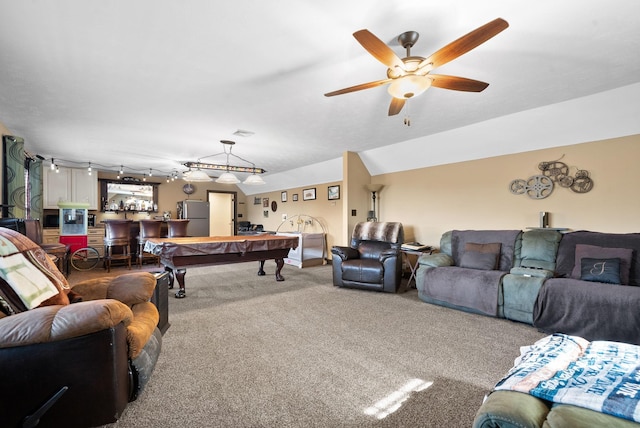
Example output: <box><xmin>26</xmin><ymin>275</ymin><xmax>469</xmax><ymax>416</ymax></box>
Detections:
<box><xmin>580</xmin><ymin>257</ymin><xmax>621</xmax><ymax>284</ymax></box>
<box><xmin>555</xmin><ymin>231</ymin><xmax>640</xmax><ymax>286</ymax></box>
<box><xmin>459</xmin><ymin>250</ymin><xmax>499</xmax><ymax>270</ymax></box>
<box><xmin>520</xmin><ymin>229</ymin><xmax>563</xmax><ymax>270</ymax></box>
<box><xmin>465</xmin><ymin>242</ymin><xmax>501</xmax><ymax>268</ymax></box>
<box><xmin>357</xmin><ymin>241</ymin><xmax>390</xmax><ymax>259</ymax></box>
<box><xmin>451</xmin><ymin>230</ymin><xmax>522</xmax><ymax>271</ymax></box>
<box><xmin>419</xmin><ymin>266</ymin><xmax>506</xmax><ymax>316</ymax></box>
<box><xmin>570</xmin><ymin>244</ymin><xmax>632</xmax><ymax>285</ymax></box>
<box><xmin>534</xmin><ymin>278</ymin><xmax>640</xmax><ymax>344</ymax></box>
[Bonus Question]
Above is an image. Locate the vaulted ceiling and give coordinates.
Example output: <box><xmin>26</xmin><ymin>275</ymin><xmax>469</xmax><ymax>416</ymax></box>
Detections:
<box><xmin>1</xmin><ymin>1</ymin><xmax>639</xmax><ymax>194</ymax></box>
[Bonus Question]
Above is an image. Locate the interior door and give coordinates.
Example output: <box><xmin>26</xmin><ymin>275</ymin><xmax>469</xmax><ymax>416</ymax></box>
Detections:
<box><xmin>208</xmin><ymin>191</ymin><xmax>235</xmax><ymax>236</ymax></box>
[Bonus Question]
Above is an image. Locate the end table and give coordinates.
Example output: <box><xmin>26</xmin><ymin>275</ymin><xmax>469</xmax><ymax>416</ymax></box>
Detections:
<box><xmin>401</xmin><ymin>247</ymin><xmax>434</xmax><ymax>289</ymax></box>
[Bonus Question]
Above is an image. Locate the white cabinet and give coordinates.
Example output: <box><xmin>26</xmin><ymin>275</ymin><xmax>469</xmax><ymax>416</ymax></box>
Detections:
<box><xmin>71</xmin><ymin>168</ymin><xmax>98</xmax><ymax>209</ymax></box>
<box><xmin>43</xmin><ymin>167</ymin><xmax>98</xmax><ymax>209</ymax></box>
<box><xmin>43</xmin><ymin>167</ymin><xmax>71</xmax><ymax>209</ymax></box>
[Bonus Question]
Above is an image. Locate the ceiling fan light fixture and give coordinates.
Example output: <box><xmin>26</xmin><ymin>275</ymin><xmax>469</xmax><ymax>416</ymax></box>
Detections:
<box><xmin>216</xmin><ymin>172</ymin><xmax>241</xmax><ymax>184</ymax></box>
<box><xmin>387</xmin><ymin>75</ymin><xmax>431</xmax><ymax>99</ymax></box>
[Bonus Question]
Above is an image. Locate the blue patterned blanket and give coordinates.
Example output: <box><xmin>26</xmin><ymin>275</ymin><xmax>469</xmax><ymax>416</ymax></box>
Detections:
<box><xmin>494</xmin><ymin>334</ymin><xmax>640</xmax><ymax>423</ymax></box>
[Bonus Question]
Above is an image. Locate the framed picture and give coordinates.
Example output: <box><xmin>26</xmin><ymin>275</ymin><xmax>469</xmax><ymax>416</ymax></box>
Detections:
<box><xmin>263</xmin><ymin>197</ymin><xmax>269</xmax><ymax>207</ymax></box>
<box><xmin>292</xmin><ymin>193</ymin><xmax>298</xmax><ymax>202</ymax></box>
<box><xmin>281</xmin><ymin>191</ymin><xmax>287</xmax><ymax>202</ymax></box>
<box><xmin>303</xmin><ymin>188</ymin><xmax>316</xmax><ymax>201</ymax></box>
<box><xmin>254</xmin><ymin>196</ymin><xmax>261</xmax><ymax>205</ymax></box>
<box><xmin>328</xmin><ymin>185</ymin><xmax>340</xmax><ymax>200</ymax></box>
<box><xmin>263</xmin><ymin>210</ymin><xmax>269</xmax><ymax>218</ymax></box>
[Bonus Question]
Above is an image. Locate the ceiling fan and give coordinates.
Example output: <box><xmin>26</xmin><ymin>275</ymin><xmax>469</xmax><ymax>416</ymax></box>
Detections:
<box><xmin>324</xmin><ymin>18</ymin><xmax>509</xmax><ymax>116</ymax></box>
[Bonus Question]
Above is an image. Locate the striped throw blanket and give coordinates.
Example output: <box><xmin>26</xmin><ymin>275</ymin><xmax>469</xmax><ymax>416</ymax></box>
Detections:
<box><xmin>494</xmin><ymin>334</ymin><xmax>640</xmax><ymax>423</ymax></box>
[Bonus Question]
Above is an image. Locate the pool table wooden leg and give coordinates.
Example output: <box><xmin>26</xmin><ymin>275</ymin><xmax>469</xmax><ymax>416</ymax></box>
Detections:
<box><xmin>275</xmin><ymin>258</ymin><xmax>285</xmax><ymax>281</ymax></box>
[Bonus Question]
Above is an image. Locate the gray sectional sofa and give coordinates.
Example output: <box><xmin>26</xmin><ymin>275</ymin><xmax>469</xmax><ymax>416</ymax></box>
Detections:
<box><xmin>416</xmin><ymin>228</ymin><xmax>640</xmax><ymax>345</ymax></box>
<box><xmin>417</xmin><ymin>228</ymin><xmax>640</xmax><ymax>428</ymax></box>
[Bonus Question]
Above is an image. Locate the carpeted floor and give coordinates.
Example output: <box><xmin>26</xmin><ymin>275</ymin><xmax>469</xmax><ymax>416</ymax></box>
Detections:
<box><xmin>73</xmin><ymin>262</ymin><xmax>546</xmax><ymax>427</ymax></box>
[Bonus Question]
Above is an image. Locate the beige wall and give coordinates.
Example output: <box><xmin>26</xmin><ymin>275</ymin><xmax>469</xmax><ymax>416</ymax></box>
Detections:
<box><xmin>157</xmin><ymin>134</ymin><xmax>640</xmax><ymax>257</ymax></box>
<box><xmin>376</xmin><ymin>134</ymin><xmax>640</xmax><ymax>246</ymax></box>
<box><xmin>6</xmin><ymin>111</ymin><xmax>638</xmax><ymax>256</ymax></box>
<box><xmin>343</xmin><ymin>151</ymin><xmax>373</xmax><ymax>245</ymax></box>
<box><xmin>245</xmin><ymin>183</ymin><xmax>343</xmax><ymax>254</ymax></box>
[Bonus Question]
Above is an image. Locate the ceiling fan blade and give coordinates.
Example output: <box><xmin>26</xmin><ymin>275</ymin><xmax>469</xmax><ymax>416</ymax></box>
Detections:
<box><xmin>429</xmin><ymin>75</ymin><xmax>489</xmax><ymax>92</ymax></box>
<box><xmin>388</xmin><ymin>97</ymin><xmax>405</xmax><ymax>116</ymax></box>
<box><xmin>324</xmin><ymin>78</ymin><xmax>392</xmax><ymax>97</ymax></box>
<box><xmin>421</xmin><ymin>18</ymin><xmax>509</xmax><ymax>70</ymax></box>
<box><xmin>353</xmin><ymin>29</ymin><xmax>405</xmax><ymax>70</ymax></box>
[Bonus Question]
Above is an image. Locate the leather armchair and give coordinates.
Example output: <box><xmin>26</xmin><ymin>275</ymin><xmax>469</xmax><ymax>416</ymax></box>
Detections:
<box><xmin>331</xmin><ymin>222</ymin><xmax>404</xmax><ymax>293</ymax></box>
<box><xmin>0</xmin><ymin>227</ymin><xmax>161</xmax><ymax>428</ymax></box>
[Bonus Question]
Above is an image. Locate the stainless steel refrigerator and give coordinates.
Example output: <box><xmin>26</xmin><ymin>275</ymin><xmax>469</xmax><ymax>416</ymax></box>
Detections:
<box><xmin>177</xmin><ymin>200</ymin><xmax>210</xmax><ymax>237</ymax></box>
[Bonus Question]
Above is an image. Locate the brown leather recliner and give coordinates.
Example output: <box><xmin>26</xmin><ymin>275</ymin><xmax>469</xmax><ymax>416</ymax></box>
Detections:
<box><xmin>331</xmin><ymin>222</ymin><xmax>404</xmax><ymax>293</ymax></box>
<box><xmin>0</xmin><ymin>227</ymin><xmax>162</xmax><ymax>428</ymax></box>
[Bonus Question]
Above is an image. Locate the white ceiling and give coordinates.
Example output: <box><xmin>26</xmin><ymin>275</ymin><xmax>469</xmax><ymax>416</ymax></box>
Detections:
<box><xmin>1</xmin><ymin>1</ymin><xmax>639</xmax><ymax>194</ymax></box>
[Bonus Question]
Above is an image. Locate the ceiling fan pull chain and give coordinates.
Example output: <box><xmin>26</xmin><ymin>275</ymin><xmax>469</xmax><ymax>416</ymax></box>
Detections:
<box><xmin>404</xmin><ymin>100</ymin><xmax>411</xmax><ymax>126</ymax></box>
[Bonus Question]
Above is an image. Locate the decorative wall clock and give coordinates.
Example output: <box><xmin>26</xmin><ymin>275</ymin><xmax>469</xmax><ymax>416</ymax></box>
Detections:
<box><xmin>182</xmin><ymin>183</ymin><xmax>196</xmax><ymax>195</ymax></box>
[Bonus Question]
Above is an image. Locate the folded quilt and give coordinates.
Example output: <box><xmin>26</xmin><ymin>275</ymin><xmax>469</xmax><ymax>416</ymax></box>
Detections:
<box><xmin>494</xmin><ymin>333</ymin><xmax>640</xmax><ymax>423</ymax></box>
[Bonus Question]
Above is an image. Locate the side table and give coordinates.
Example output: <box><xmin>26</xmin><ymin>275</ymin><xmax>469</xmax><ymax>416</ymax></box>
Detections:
<box><xmin>151</xmin><ymin>271</ymin><xmax>171</xmax><ymax>334</ymax></box>
<box><xmin>401</xmin><ymin>247</ymin><xmax>434</xmax><ymax>289</ymax></box>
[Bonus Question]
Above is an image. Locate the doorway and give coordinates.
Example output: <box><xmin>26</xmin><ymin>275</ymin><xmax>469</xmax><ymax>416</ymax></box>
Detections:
<box><xmin>207</xmin><ymin>191</ymin><xmax>236</xmax><ymax>236</ymax></box>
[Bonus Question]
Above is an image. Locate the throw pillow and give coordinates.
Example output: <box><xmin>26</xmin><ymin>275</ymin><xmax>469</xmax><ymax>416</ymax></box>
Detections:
<box><xmin>459</xmin><ymin>250</ymin><xmax>499</xmax><ymax>270</ymax></box>
<box><xmin>580</xmin><ymin>257</ymin><xmax>621</xmax><ymax>284</ymax></box>
<box><xmin>571</xmin><ymin>244</ymin><xmax>633</xmax><ymax>285</ymax></box>
<box><xmin>464</xmin><ymin>242</ymin><xmax>502</xmax><ymax>269</ymax></box>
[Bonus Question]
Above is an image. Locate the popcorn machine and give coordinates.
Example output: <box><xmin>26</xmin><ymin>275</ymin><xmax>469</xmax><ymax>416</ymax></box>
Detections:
<box><xmin>58</xmin><ymin>202</ymin><xmax>89</xmax><ymax>252</ymax></box>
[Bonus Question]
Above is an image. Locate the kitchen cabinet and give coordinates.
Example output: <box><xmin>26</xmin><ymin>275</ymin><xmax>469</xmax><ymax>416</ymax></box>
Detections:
<box><xmin>43</xmin><ymin>166</ymin><xmax>98</xmax><ymax>209</ymax></box>
<box><xmin>87</xmin><ymin>227</ymin><xmax>105</xmax><ymax>257</ymax></box>
<box><xmin>42</xmin><ymin>228</ymin><xmax>60</xmax><ymax>245</ymax></box>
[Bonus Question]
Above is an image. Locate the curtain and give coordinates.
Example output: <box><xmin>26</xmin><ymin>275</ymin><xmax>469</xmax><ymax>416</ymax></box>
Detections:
<box><xmin>2</xmin><ymin>135</ymin><xmax>26</xmax><ymax>218</ymax></box>
<box><xmin>27</xmin><ymin>157</ymin><xmax>43</xmax><ymax>221</ymax></box>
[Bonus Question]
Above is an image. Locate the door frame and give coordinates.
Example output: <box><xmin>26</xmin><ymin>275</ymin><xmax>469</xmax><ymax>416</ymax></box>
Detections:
<box><xmin>207</xmin><ymin>190</ymin><xmax>238</xmax><ymax>235</ymax></box>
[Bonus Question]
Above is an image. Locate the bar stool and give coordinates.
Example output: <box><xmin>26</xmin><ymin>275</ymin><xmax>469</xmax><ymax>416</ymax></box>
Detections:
<box><xmin>104</xmin><ymin>220</ymin><xmax>132</xmax><ymax>272</ymax></box>
<box><xmin>167</xmin><ymin>219</ymin><xmax>190</xmax><ymax>238</ymax></box>
<box><xmin>138</xmin><ymin>220</ymin><xmax>163</xmax><ymax>267</ymax></box>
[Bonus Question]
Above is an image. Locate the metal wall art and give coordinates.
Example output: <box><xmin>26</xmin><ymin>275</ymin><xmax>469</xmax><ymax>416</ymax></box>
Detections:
<box><xmin>509</xmin><ymin>156</ymin><xmax>593</xmax><ymax>199</ymax></box>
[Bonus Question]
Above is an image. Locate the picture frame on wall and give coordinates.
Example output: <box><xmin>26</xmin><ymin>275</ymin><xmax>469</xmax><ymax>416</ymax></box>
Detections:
<box><xmin>302</xmin><ymin>188</ymin><xmax>316</xmax><ymax>201</ymax></box>
<box><xmin>328</xmin><ymin>185</ymin><xmax>340</xmax><ymax>200</ymax></box>
<box><xmin>254</xmin><ymin>196</ymin><xmax>261</xmax><ymax>205</ymax></box>
<box><xmin>263</xmin><ymin>210</ymin><xmax>269</xmax><ymax>218</ymax></box>
<box><xmin>281</xmin><ymin>191</ymin><xmax>287</xmax><ymax>202</ymax></box>
<box><xmin>292</xmin><ymin>193</ymin><xmax>298</xmax><ymax>201</ymax></box>
<box><xmin>263</xmin><ymin>197</ymin><xmax>269</xmax><ymax>207</ymax></box>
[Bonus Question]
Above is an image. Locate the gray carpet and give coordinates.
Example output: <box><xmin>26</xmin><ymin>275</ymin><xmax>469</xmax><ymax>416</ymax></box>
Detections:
<box><xmin>95</xmin><ymin>262</ymin><xmax>546</xmax><ymax>427</ymax></box>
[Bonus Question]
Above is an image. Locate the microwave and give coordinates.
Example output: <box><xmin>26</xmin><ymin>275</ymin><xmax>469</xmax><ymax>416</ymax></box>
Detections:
<box><xmin>44</xmin><ymin>214</ymin><xmax>59</xmax><ymax>228</ymax></box>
